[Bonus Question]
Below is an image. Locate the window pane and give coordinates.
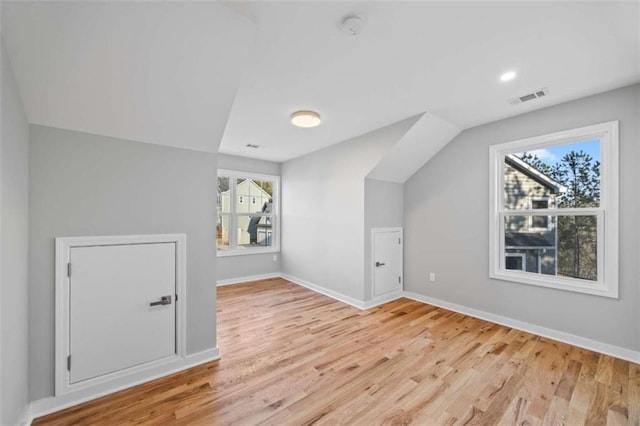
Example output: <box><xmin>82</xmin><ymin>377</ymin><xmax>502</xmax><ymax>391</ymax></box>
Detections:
<box><xmin>504</xmin><ymin>214</ymin><xmax>598</xmax><ymax>281</ymax></box>
<box><xmin>217</xmin><ymin>214</ymin><xmax>230</xmax><ymax>251</ymax></box>
<box><xmin>504</xmin><ymin>139</ymin><xmax>601</xmax><ymax>209</ymax></box>
<box><xmin>237</xmin><ymin>214</ymin><xmax>274</xmax><ymax>248</ymax></box>
<box><xmin>557</xmin><ymin>215</ymin><xmax>598</xmax><ymax>281</ymax></box>
<box><xmin>236</xmin><ymin>178</ymin><xmax>273</xmax><ymax>214</ymax></box>
<box><xmin>217</xmin><ymin>176</ymin><xmax>230</xmax><ymax>214</ymax></box>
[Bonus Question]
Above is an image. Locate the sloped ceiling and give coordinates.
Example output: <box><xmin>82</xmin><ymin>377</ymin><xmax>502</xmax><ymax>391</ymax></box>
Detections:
<box><xmin>2</xmin><ymin>1</ymin><xmax>256</xmax><ymax>152</ymax></box>
<box><xmin>2</xmin><ymin>1</ymin><xmax>639</xmax><ymax>162</ymax></box>
<box><xmin>367</xmin><ymin>113</ymin><xmax>461</xmax><ymax>183</ymax></box>
<box><xmin>219</xmin><ymin>1</ymin><xmax>640</xmax><ymax>162</ymax></box>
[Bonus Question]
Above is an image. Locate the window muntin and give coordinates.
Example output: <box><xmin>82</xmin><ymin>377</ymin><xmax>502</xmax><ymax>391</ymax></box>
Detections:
<box><xmin>217</xmin><ymin>170</ymin><xmax>280</xmax><ymax>256</ymax></box>
<box><xmin>489</xmin><ymin>121</ymin><xmax>618</xmax><ymax>298</ymax></box>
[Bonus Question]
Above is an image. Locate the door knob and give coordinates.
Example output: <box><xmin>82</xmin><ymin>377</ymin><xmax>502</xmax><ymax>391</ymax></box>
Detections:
<box><xmin>375</xmin><ymin>261</ymin><xmax>385</xmax><ymax>267</ymax></box>
<box><xmin>150</xmin><ymin>295</ymin><xmax>172</xmax><ymax>307</ymax></box>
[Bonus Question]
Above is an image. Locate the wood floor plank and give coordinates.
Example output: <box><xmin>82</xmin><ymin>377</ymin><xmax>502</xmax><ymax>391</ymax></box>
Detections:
<box><xmin>33</xmin><ymin>278</ymin><xmax>640</xmax><ymax>425</ymax></box>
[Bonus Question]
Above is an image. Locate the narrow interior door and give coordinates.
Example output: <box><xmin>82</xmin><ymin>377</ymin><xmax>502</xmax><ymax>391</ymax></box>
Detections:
<box><xmin>69</xmin><ymin>242</ymin><xmax>176</xmax><ymax>384</ymax></box>
<box><xmin>373</xmin><ymin>230</ymin><xmax>403</xmax><ymax>297</ymax></box>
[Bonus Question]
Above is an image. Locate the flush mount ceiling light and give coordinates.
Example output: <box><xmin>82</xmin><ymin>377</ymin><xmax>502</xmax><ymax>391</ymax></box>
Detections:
<box><xmin>291</xmin><ymin>110</ymin><xmax>321</xmax><ymax>128</ymax></box>
<box><xmin>500</xmin><ymin>71</ymin><xmax>517</xmax><ymax>82</ymax></box>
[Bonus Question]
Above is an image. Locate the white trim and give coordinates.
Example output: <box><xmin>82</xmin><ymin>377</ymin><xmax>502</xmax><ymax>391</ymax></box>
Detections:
<box><xmin>18</xmin><ymin>403</ymin><xmax>33</xmax><ymax>426</ymax></box>
<box><xmin>362</xmin><ymin>291</ymin><xmax>403</xmax><ymax>309</ymax></box>
<box><xmin>489</xmin><ymin>121</ymin><xmax>619</xmax><ymax>298</ymax></box>
<box><xmin>54</xmin><ymin>234</ymin><xmax>188</xmax><ymax>396</ymax></box>
<box><xmin>27</xmin><ymin>348</ymin><xmax>219</xmax><ymax>424</ymax></box>
<box><xmin>217</xmin><ymin>273</ymin><xmax>281</xmax><ymax>286</ymax></box>
<box><xmin>281</xmin><ymin>273</ymin><xmax>367</xmax><ymax>310</ymax></box>
<box><xmin>370</xmin><ymin>227</ymin><xmax>404</xmax><ymax>299</ymax></box>
<box><xmin>505</xmin><ymin>246</ymin><xmax>555</xmax><ymax>250</ymax></box>
<box><xmin>281</xmin><ymin>273</ymin><xmax>403</xmax><ymax>310</ymax></box>
<box><xmin>402</xmin><ymin>291</ymin><xmax>640</xmax><ymax>364</ymax></box>
<box><xmin>217</xmin><ymin>247</ymin><xmax>280</xmax><ymax>258</ymax></box>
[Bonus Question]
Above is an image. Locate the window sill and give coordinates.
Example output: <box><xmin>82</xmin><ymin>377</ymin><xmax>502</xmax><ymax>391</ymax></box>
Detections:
<box><xmin>490</xmin><ymin>270</ymin><xmax>617</xmax><ymax>299</ymax></box>
<box><xmin>217</xmin><ymin>247</ymin><xmax>280</xmax><ymax>258</ymax></box>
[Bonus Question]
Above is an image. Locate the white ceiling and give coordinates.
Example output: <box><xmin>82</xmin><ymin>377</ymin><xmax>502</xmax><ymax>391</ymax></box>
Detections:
<box><xmin>220</xmin><ymin>1</ymin><xmax>640</xmax><ymax>162</ymax></box>
<box><xmin>2</xmin><ymin>1</ymin><xmax>255</xmax><ymax>153</ymax></box>
<box><xmin>2</xmin><ymin>2</ymin><xmax>639</xmax><ymax>163</ymax></box>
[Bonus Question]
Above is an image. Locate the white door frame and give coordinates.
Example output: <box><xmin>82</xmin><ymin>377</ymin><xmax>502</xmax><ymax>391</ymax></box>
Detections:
<box><xmin>371</xmin><ymin>227</ymin><xmax>403</xmax><ymax>297</ymax></box>
<box><xmin>54</xmin><ymin>234</ymin><xmax>187</xmax><ymax>396</ymax></box>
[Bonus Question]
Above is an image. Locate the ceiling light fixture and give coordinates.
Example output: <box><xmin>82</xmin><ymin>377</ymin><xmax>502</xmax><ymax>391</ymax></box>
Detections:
<box><xmin>500</xmin><ymin>71</ymin><xmax>517</xmax><ymax>82</ymax></box>
<box><xmin>291</xmin><ymin>110</ymin><xmax>321</xmax><ymax>128</ymax></box>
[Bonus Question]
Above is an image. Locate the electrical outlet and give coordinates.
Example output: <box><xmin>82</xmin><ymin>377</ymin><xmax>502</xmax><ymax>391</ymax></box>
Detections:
<box><xmin>429</xmin><ymin>272</ymin><xmax>436</xmax><ymax>282</ymax></box>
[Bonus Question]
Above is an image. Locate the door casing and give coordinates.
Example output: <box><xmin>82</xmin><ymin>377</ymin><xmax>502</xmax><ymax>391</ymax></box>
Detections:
<box><xmin>54</xmin><ymin>234</ymin><xmax>187</xmax><ymax>396</ymax></box>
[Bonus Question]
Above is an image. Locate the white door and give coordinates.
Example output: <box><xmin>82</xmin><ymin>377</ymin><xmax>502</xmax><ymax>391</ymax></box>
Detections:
<box><xmin>373</xmin><ymin>229</ymin><xmax>403</xmax><ymax>297</ymax></box>
<box><xmin>69</xmin><ymin>242</ymin><xmax>176</xmax><ymax>384</ymax></box>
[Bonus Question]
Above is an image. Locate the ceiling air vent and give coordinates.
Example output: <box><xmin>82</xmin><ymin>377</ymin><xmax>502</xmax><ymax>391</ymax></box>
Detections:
<box><xmin>509</xmin><ymin>88</ymin><xmax>550</xmax><ymax>105</ymax></box>
<box><xmin>245</xmin><ymin>144</ymin><xmax>260</xmax><ymax>149</ymax></box>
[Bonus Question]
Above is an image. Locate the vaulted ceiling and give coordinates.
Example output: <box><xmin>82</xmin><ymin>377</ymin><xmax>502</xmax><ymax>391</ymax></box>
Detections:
<box><xmin>3</xmin><ymin>1</ymin><xmax>639</xmax><ymax>162</ymax></box>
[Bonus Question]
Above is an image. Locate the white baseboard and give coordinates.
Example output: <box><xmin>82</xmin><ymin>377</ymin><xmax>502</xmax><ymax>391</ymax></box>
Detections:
<box><xmin>18</xmin><ymin>402</ymin><xmax>33</xmax><ymax>426</ymax></box>
<box><xmin>217</xmin><ymin>273</ymin><xmax>281</xmax><ymax>286</ymax></box>
<box><xmin>280</xmin><ymin>273</ymin><xmax>368</xmax><ymax>309</ymax></box>
<box><xmin>27</xmin><ymin>348</ymin><xmax>220</xmax><ymax>424</ymax></box>
<box><xmin>402</xmin><ymin>291</ymin><xmax>640</xmax><ymax>364</ymax></box>
<box><xmin>362</xmin><ymin>291</ymin><xmax>403</xmax><ymax>309</ymax></box>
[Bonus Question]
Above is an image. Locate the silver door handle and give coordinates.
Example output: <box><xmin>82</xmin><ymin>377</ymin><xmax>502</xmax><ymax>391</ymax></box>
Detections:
<box><xmin>375</xmin><ymin>262</ymin><xmax>385</xmax><ymax>267</ymax></box>
<box><xmin>150</xmin><ymin>295</ymin><xmax>172</xmax><ymax>307</ymax></box>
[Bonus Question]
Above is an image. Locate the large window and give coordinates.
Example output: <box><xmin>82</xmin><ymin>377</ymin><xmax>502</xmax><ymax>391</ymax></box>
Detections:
<box><xmin>217</xmin><ymin>170</ymin><xmax>280</xmax><ymax>256</ymax></box>
<box><xmin>489</xmin><ymin>121</ymin><xmax>618</xmax><ymax>298</ymax></box>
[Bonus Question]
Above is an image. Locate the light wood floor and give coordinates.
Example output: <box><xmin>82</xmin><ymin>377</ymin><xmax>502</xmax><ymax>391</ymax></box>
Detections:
<box><xmin>35</xmin><ymin>278</ymin><xmax>639</xmax><ymax>425</ymax></box>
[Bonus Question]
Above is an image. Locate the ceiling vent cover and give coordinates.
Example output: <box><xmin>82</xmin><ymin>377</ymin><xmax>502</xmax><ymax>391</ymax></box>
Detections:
<box><xmin>509</xmin><ymin>88</ymin><xmax>550</xmax><ymax>105</ymax></box>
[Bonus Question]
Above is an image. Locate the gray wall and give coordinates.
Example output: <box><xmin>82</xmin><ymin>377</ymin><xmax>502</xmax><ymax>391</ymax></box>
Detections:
<box><xmin>1</xmin><ymin>38</ymin><xmax>30</xmax><ymax>425</ymax></box>
<box><xmin>404</xmin><ymin>84</ymin><xmax>640</xmax><ymax>351</ymax></box>
<box><xmin>29</xmin><ymin>125</ymin><xmax>218</xmax><ymax>400</ymax></box>
<box><xmin>217</xmin><ymin>153</ymin><xmax>281</xmax><ymax>281</ymax></box>
<box><xmin>281</xmin><ymin>117</ymin><xmax>416</xmax><ymax>301</ymax></box>
<box><xmin>363</xmin><ymin>178</ymin><xmax>403</xmax><ymax>301</ymax></box>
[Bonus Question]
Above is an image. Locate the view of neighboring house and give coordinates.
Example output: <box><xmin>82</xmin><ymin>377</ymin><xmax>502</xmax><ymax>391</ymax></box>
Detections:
<box><xmin>218</xmin><ymin>178</ymin><xmax>273</xmax><ymax>247</ymax></box>
<box><xmin>503</xmin><ymin>154</ymin><xmax>567</xmax><ymax>274</ymax></box>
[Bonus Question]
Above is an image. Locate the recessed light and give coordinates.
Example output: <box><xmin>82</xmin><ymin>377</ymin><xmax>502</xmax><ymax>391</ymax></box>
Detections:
<box><xmin>291</xmin><ymin>110</ymin><xmax>321</xmax><ymax>128</ymax></box>
<box><xmin>500</xmin><ymin>71</ymin><xmax>517</xmax><ymax>82</ymax></box>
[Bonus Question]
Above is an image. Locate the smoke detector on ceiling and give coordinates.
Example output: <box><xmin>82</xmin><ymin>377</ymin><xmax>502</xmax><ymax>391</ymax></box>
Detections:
<box><xmin>340</xmin><ymin>15</ymin><xmax>364</xmax><ymax>36</ymax></box>
<box><xmin>509</xmin><ymin>88</ymin><xmax>550</xmax><ymax>105</ymax></box>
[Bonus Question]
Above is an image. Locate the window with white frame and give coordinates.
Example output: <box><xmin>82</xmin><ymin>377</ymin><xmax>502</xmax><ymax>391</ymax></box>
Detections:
<box><xmin>217</xmin><ymin>170</ymin><xmax>280</xmax><ymax>256</ymax></box>
<box><xmin>489</xmin><ymin>121</ymin><xmax>619</xmax><ymax>298</ymax></box>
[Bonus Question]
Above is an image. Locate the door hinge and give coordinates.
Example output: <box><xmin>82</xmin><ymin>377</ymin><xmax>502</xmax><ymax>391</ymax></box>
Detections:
<box><xmin>398</xmin><ymin>238</ymin><xmax>401</xmax><ymax>244</ymax></box>
<box><xmin>398</xmin><ymin>276</ymin><xmax>401</xmax><ymax>283</ymax></box>
<box><xmin>67</xmin><ymin>262</ymin><xmax>72</xmax><ymax>278</ymax></box>
<box><xmin>175</xmin><ymin>294</ymin><xmax>178</xmax><ymax>302</ymax></box>
<box><xmin>67</xmin><ymin>355</ymin><xmax>71</xmax><ymax>371</ymax></box>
